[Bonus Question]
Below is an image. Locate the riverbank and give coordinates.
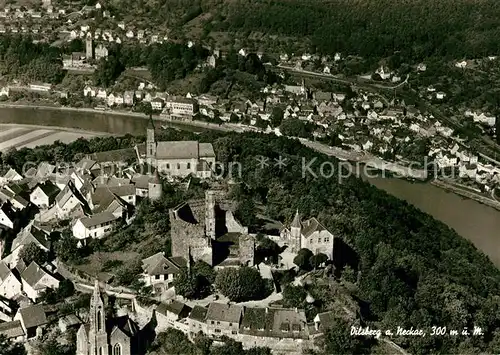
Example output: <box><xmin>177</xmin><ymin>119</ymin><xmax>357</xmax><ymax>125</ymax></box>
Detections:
<box><xmin>431</xmin><ymin>178</ymin><xmax>500</xmax><ymax>212</ymax></box>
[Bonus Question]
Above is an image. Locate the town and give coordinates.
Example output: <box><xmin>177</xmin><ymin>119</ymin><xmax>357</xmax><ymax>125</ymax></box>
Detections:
<box><xmin>0</xmin><ymin>0</ymin><xmax>498</xmax><ymax>207</ymax></box>
<box><xmin>0</xmin><ymin>0</ymin><xmax>500</xmax><ymax>354</ymax></box>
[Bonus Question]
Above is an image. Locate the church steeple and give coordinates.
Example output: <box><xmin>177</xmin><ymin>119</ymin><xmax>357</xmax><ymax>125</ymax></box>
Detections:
<box><xmin>146</xmin><ymin>116</ymin><xmax>156</xmax><ymax>162</ymax></box>
<box><xmin>89</xmin><ymin>280</ymin><xmax>109</xmax><ymax>355</ymax></box>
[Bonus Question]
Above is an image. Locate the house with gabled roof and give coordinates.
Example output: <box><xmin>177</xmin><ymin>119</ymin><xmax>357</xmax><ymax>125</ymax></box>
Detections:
<box><xmin>30</xmin><ymin>181</ymin><xmax>60</xmax><ymax>208</ymax></box>
<box><xmin>4</xmin><ymin>222</ymin><xmax>51</xmax><ymax>269</ymax></box>
<box><xmin>20</xmin><ymin>261</ymin><xmax>60</xmax><ymax>301</ymax></box>
<box><xmin>141</xmin><ymin>252</ymin><xmax>185</xmax><ymax>293</ymax></box>
<box><xmin>55</xmin><ymin>182</ymin><xmax>87</xmax><ymax>219</ymax></box>
<box><xmin>2</xmin><ymin>168</ymin><xmax>23</xmax><ymax>184</ymax></box>
<box><xmin>205</xmin><ymin>302</ymin><xmax>243</xmax><ymax>338</ymax></box>
<box><xmin>156</xmin><ymin>300</ymin><xmax>192</xmax><ymax>331</ymax></box>
<box><xmin>0</xmin><ymin>261</ymin><xmax>22</xmax><ymax>299</ymax></box>
<box><xmin>14</xmin><ymin>304</ymin><xmax>47</xmax><ymax>338</ymax></box>
<box><xmin>0</xmin><ymin>320</ymin><xmax>25</xmax><ymax>342</ymax></box>
<box><xmin>72</xmin><ymin>212</ymin><xmax>120</xmax><ymax>245</ymax></box>
<box><xmin>0</xmin><ymin>202</ymin><xmax>17</xmax><ymax>229</ymax></box>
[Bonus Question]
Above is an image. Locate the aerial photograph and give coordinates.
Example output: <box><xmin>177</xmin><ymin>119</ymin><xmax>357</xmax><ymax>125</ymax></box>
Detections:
<box><xmin>0</xmin><ymin>0</ymin><xmax>499</xmax><ymax>354</ymax></box>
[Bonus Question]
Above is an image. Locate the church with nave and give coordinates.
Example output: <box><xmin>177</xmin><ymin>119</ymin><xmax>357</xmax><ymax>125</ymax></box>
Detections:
<box><xmin>76</xmin><ymin>281</ymin><xmax>140</xmax><ymax>355</ymax></box>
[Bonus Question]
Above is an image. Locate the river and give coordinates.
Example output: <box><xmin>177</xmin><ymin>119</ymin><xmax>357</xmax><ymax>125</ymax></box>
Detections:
<box><xmin>2</xmin><ymin>106</ymin><xmax>500</xmax><ymax>266</ymax></box>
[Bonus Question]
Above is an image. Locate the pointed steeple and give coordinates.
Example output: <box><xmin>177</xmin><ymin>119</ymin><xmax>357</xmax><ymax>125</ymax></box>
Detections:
<box><xmin>147</xmin><ymin>114</ymin><xmax>155</xmax><ymax>129</ymax></box>
<box><xmin>291</xmin><ymin>209</ymin><xmax>301</xmax><ymax>228</ymax></box>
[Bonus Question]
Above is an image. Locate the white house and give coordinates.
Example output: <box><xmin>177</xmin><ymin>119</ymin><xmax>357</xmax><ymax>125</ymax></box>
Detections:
<box><xmin>141</xmin><ymin>252</ymin><xmax>185</xmax><ymax>293</ymax></box>
<box><xmin>72</xmin><ymin>212</ymin><xmax>119</xmax><ymax>245</ymax></box>
<box><xmin>0</xmin><ymin>87</ymin><xmax>9</xmax><ymax>97</ymax></box>
<box><xmin>0</xmin><ymin>203</ymin><xmax>16</xmax><ymax>229</ymax></box>
<box><xmin>149</xmin><ymin>98</ymin><xmax>163</xmax><ymax>111</ymax></box>
<box><xmin>55</xmin><ymin>183</ymin><xmax>84</xmax><ymax>219</ymax></box>
<box><xmin>14</xmin><ymin>304</ymin><xmax>47</xmax><ymax>339</ymax></box>
<box><xmin>29</xmin><ymin>182</ymin><xmax>60</xmax><ymax>208</ymax></box>
<box><xmin>21</xmin><ymin>262</ymin><xmax>60</xmax><ymax>302</ymax></box>
<box><xmin>0</xmin><ymin>262</ymin><xmax>22</xmax><ymax>299</ymax></box>
<box><xmin>83</xmin><ymin>86</ymin><xmax>96</xmax><ymax>97</ymax></box>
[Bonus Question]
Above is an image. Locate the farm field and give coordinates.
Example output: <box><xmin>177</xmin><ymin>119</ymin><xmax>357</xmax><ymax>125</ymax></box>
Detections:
<box><xmin>0</xmin><ymin>124</ymin><xmax>104</xmax><ymax>151</ymax></box>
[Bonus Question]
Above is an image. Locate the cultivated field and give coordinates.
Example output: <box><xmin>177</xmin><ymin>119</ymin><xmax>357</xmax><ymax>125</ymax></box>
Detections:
<box><xmin>0</xmin><ymin>124</ymin><xmax>104</xmax><ymax>151</ymax></box>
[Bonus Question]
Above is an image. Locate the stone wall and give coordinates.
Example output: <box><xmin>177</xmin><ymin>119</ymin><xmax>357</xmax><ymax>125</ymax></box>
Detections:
<box><xmin>238</xmin><ymin>235</ymin><xmax>255</xmax><ymax>266</ymax></box>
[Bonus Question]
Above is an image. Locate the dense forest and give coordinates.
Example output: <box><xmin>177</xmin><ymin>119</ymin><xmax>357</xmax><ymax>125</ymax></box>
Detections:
<box><xmin>4</xmin><ymin>128</ymin><xmax>500</xmax><ymax>353</ymax></box>
<box><xmin>215</xmin><ymin>0</ymin><xmax>500</xmax><ymax>62</ymax></box>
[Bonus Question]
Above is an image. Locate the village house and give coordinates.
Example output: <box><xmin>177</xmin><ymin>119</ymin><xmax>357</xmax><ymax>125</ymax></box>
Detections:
<box><xmin>0</xmin><ymin>320</ymin><xmax>25</xmax><ymax>342</ymax></box>
<box><xmin>0</xmin><ymin>87</ymin><xmax>10</xmax><ymax>97</ymax></box>
<box><xmin>0</xmin><ymin>262</ymin><xmax>22</xmax><ymax>299</ymax></box>
<box><xmin>165</xmin><ymin>96</ymin><xmax>197</xmax><ymax>117</ymax></box>
<box><xmin>123</xmin><ymin>91</ymin><xmax>134</xmax><ymax>105</ymax></box>
<box><xmin>141</xmin><ymin>252</ymin><xmax>185</xmax><ymax>293</ymax></box>
<box><xmin>205</xmin><ymin>302</ymin><xmax>243</xmax><ymax>338</ymax></box>
<box><xmin>21</xmin><ymin>262</ymin><xmax>60</xmax><ymax>302</ymax></box>
<box><xmin>72</xmin><ymin>212</ymin><xmax>120</xmax><ymax>245</ymax></box>
<box><xmin>14</xmin><ymin>304</ymin><xmax>47</xmax><ymax>339</ymax></box>
<box><xmin>83</xmin><ymin>86</ymin><xmax>97</xmax><ymax>97</ymax></box>
<box><xmin>156</xmin><ymin>300</ymin><xmax>192</xmax><ymax>331</ymax></box>
<box><xmin>94</xmin><ymin>44</ymin><xmax>108</xmax><ymax>60</ymax></box>
<box><xmin>4</xmin><ymin>223</ymin><xmax>51</xmax><ymax>268</ymax></box>
<box><xmin>29</xmin><ymin>181</ymin><xmax>60</xmax><ymax>208</ymax></box>
<box><xmin>55</xmin><ymin>182</ymin><xmax>86</xmax><ymax>219</ymax></box>
<box><xmin>188</xmin><ymin>305</ymin><xmax>208</xmax><ymax>336</ymax></box>
<box><xmin>0</xmin><ymin>202</ymin><xmax>17</xmax><ymax>229</ymax></box>
<box><xmin>151</xmin><ymin>97</ymin><xmax>164</xmax><ymax>111</ymax></box>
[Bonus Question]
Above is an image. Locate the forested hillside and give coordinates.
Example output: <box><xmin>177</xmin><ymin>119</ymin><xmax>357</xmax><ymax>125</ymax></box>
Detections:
<box><xmin>216</xmin><ymin>0</ymin><xmax>500</xmax><ymax>60</ymax></box>
<box><xmin>110</xmin><ymin>0</ymin><xmax>500</xmax><ymax>62</ymax></box>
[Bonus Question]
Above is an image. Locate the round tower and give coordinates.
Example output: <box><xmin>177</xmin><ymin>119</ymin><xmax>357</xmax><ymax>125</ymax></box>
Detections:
<box><xmin>148</xmin><ymin>171</ymin><xmax>162</xmax><ymax>201</ymax></box>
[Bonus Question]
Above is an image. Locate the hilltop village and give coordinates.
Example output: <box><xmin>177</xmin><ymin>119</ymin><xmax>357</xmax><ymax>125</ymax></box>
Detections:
<box><xmin>0</xmin><ymin>119</ymin><xmax>367</xmax><ymax>355</ymax></box>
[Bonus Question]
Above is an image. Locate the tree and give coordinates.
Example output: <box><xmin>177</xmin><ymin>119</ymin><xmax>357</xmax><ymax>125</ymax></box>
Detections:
<box><xmin>153</xmin><ymin>328</ymin><xmax>195</xmax><ymax>355</ymax></box>
<box><xmin>293</xmin><ymin>248</ymin><xmax>313</xmax><ymax>271</ymax></box>
<box><xmin>20</xmin><ymin>243</ymin><xmax>48</xmax><ymax>265</ymax></box>
<box><xmin>173</xmin><ymin>261</ymin><xmax>215</xmax><ymax>300</ymax></box>
<box><xmin>310</xmin><ymin>253</ymin><xmax>328</xmax><ymax>269</ymax></box>
<box><xmin>0</xmin><ymin>334</ymin><xmax>26</xmax><ymax>355</ymax></box>
<box><xmin>55</xmin><ymin>233</ymin><xmax>81</xmax><ymax>263</ymax></box>
<box><xmin>270</xmin><ymin>107</ymin><xmax>284</xmax><ymax>128</ymax></box>
<box><xmin>235</xmin><ymin>198</ymin><xmax>257</xmax><ymax>227</ymax></box>
<box><xmin>93</xmin><ymin>55</ymin><xmax>125</xmax><ymax>87</ymax></box>
<box><xmin>341</xmin><ymin>265</ymin><xmax>357</xmax><ymax>283</ymax></box>
<box><xmin>215</xmin><ymin>266</ymin><xmax>270</xmax><ymax>302</ymax></box>
<box><xmin>322</xmin><ymin>318</ymin><xmax>373</xmax><ymax>354</ymax></box>
<box><xmin>282</xmin><ymin>284</ymin><xmax>307</xmax><ymax>308</ymax></box>
<box><xmin>58</xmin><ymin>279</ymin><xmax>75</xmax><ymax>298</ymax></box>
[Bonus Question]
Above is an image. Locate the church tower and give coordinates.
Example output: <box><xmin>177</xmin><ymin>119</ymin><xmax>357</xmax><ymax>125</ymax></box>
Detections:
<box><xmin>89</xmin><ymin>280</ymin><xmax>109</xmax><ymax>355</ymax></box>
<box><xmin>146</xmin><ymin>116</ymin><xmax>156</xmax><ymax>165</ymax></box>
<box><xmin>86</xmin><ymin>35</ymin><xmax>93</xmax><ymax>60</ymax></box>
<box><xmin>290</xmin><ymin>209</ymin><xmax>302</xmax><ymax>252</ymax></box>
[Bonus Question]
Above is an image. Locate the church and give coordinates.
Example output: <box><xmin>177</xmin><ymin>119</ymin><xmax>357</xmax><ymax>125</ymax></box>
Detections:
<box><xmin>280</xmin><ymin>210</ymin><xmax>335</xmax><ymax>259</ymax></box>
<box><xmin>135</xmin><ymin>119</ymin><xmax>216</xmax><ymax>178</ymax></box>
<box><xmin>76</xmin><ymin>281</ymin><xmax>140</xmax><ymax>355</ymax></box>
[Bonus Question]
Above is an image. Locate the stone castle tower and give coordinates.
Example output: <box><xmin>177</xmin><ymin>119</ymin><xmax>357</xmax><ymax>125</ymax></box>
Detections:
<box><xmin>205</xmin><ymin>190</ymin><xmax>216</xmax><ymax>238</ymax></box>
<box><xmin>290</xmin><ymin>209</ymin><xmax>302</xmax><ymax>252</ymax></box>
<box><xmin>86</xmin><ymin>35</ymin><xmax>93</xmax><ymax>60</ymax></box>
<box><xmin>146</xmin><ymin>117</ymin><xmax>156</xmax><ymax>166</ymax></box>
<box><xmin>89</xmin><ymin>280</ymin><xmax>108</xmax><ymax>355</ymax></box>
<box><xmin>148</xmin><ymin>171</ymin><xmax>162</xmax><ymax>201</ymax></box>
